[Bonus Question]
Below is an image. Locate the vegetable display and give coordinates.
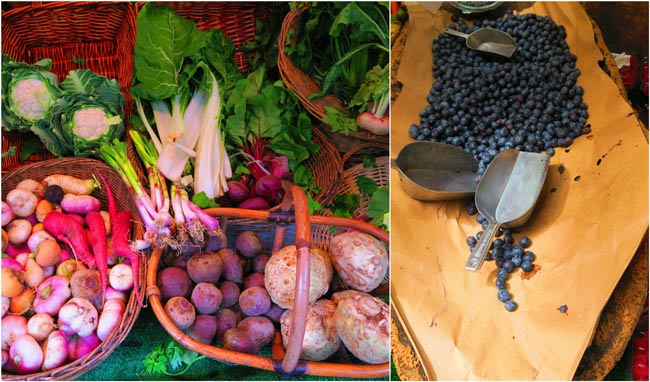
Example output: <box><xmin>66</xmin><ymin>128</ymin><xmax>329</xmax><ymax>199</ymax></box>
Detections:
<box><xmin>1</xmin><ymin>173</ymin><xmax>137</xmax><ymax>375</ymax></box>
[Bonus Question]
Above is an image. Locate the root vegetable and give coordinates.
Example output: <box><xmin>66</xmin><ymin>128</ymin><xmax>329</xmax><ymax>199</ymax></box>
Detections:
<box><xmin>221</xmin><ymin>328</ymin><xmax>258</xmax><ymax>354</ymax></box>
<box><xmin>1</xmin><ymin>267</ymin><xmax>24</xmax><ymax>298</ymax></box>
<box><xmin>218</xmin><ymin>281</ymin><xmax>240</xmax><ymax>308</ymax></box>
<box><xmin>43</xmin><ymin>174</ymin><xmax>96</xmax><ymax>195</ymax></box>
<box><xmin>109</xmin><ymin>263</ymin><xmax>134</xmax><ymax>292</ymax></box>
<box><xmin>244</xmin><ymin>273</ymin><xmax>265</xmax><ymax>290</ymax></box>
<box><xmin>264</xmin><ymin>303</ymin><xmax>285</xmax><ymax>323</ymax></box>
<box><xmin>157</xmin><ymin>266</ymin><xmax>192</xmax><ymax>300</ymax></box>
<box><xmin>105</xmin><ymin>286</ymin><xmax>128</xmax><ymax>302</ymax></box>
<box><xmin>333</xmin><ymin>290</ymin><xmax>389</xmax><ymax>364</ymax></box>
<box><xmin>253</xmin><ymin>175</ymin><xmax>284</xmax><ymax>204</ymax></box>
<box><xmin>215</xmin><ymin>308</ymin><xmax>239</xmax><ymax>341</ymax></box>
<box><xmin>5</xmin><ymin>242</ymin><xmax>29</xmax><ymax>258</ymax></box>
<box><xmin>222</xmin><ymin>316</ymin><xmax>274</xmax><ymax>355</ymax></box>
<box><xmin>238</xmin><ymin>197</ymin><xmax>269</xmax><ymax>210</ymax></box>
<box><xmin>56</xmin><ymin>259</ymin><xmax>86</xmax><ymax>279</ymax></box>
<box><xmin>252</xmin><ymin>253</ymin><xmax>270</xmax><ymax>274</ymax></box>
<box><xmin>235</xmin><ymin>231</ymin><xmax>262</xmax><ymax>258</ymax></box>
<box><xmin>110</xmin><ymin>211</ymin><xmax>142</xmax><ymax>305</ymax></box>
<box><xmin>43</xmin><ymin>211</ymin><xmax>95</xmax><ymax>269</ymax></box>
<box><xmin>1</xmin><ymin>349</ymin><xmax>7</xmax><ymax>370</ymax></box>
<box><xmin>1</xmin><ymin>229</ymin><xmax>7</xmax><ymax>252</ymax></box>
<box><xmin>42</xmin><ymin>265</ymin><xmax>55</xmax><ymax>279</ymax></box>
<box><xmin>226</xmin><ymin>181</ymin><xmax>249</xmax><ymax>204</ymax></box>
<box><xmin>33</xmin><ymin>275</ymin><xmax>71</xmax><ymax>316</ymax></box>
<box><xmin>356</xmin><ymin>112</ymin><xmax>389</xmax><ymax>135</ymax></box>
<box><xmin>217</xmin><ymin>248</ymin><xmax>244</xmax><ymax>283</ymax></box>
<box><xmin>58</xmin><ymin>297</ymin><xmax>99</xmax><ymax>337</ymax></box>
<box><xmin>9</xmin><ymin>334</ymin><xmax>43</xmax><ymax>374</ymax></box>
<box><xmin>186</xmin><ymin>251</ymin><xmax>223</xmax><ymax>284</ymax></box>
<box><xmin>191</xmin><ymin>282</ymin><xmax>222</xmax><ymax>315</ymax></box>
<box><xmin>27</xmin><ymin>230</ymin><xmax>55</xmax><ymax>253</ymax></box>
<box><xmin>239</xmin><ymin>286</ymin><xmax>271</xmax><ymax>316</ymax></box>
<box><xmin>35</xmin><ymin>199</ymin><xmax>53</xmax><ymax>222</ymax></box>
<box><xmin>31</xmin><ymin>223</ymin><xmax>44</xmax><ymax>233</ymax></box>
<box><xmin>329</xmin><ymin>232</ymin><xmax>389</xmax><ymax>292</ymax></box>
<box><xmin>14</xmin><ymin>252</ymin><xmax>29</xmax><ymax>268</ymax></box>
<box><xmin>2</xmin><ymin>202</ymin><xmax>15</xmax><ymax>226</ymax></box>
<box><xmin>2</xmin><ymin>257</ymin><xmax>23</xmax><ymax>271</ymax></box>
<box><xmin>23</xmin><ymin>257</ymin><xmax>45</xmax><ymax>288</ymax></box>
<box><xmin>188</xmin><ymin>315</ymin><xmax>218</xmax><ymax>345</ymax></box>
<box><xmin>71</xmin><ymin>269</ymin><xmax>103</xmax><ymax>309</ymax></box>
<box><xmin>264</xmin><ymin>245</ymin><xmax>333</xmax><ymax>309</ymax></box>
<box><xmin>2</xmin><ymin>315</ymin><xmax>28</xmax><ymax>351</ymax></box>
<box><xmin>27</xmin><ymin>313</ymin><xmax>55</xmax><ymax>342</ymax></box>
<box><xmin>15</xmin><ymin>179</ymin><xmax>46</xmax><ymax>199</ymax></box>
<box><xmin>6</xmin><ymin>219</ymin><xmax>32</xmax><ymax>245</ymax></box>
<box><xmin>44</xmin><ymin>185</ymin><xmax>65</xmax><ymax>204</ymax></box>
<box><xmin>41</xmin><ymin>330</ymin><xmax>69</xmax><ymax>371</ymax></box>
<box><xmin>99</xmin><ymin>210</ymin><xmax>111</xmax><ymax>235</ymax></box>
<box><xmin>280</xmin><ymin>299</ymin><xmax>340</xmax><ymax>361</ymax></box>
<box><xmin>164</xmin><ymin>296</ymin><xmax>195</xmax><ymax>330</ymax></box>
<box><xmin>67</xmin><ymin>332</ymin><xmax>100</xmax><ymax>361</ymax></box>
<box><xmin>86</xmin><ymin>211</ymin><xmax>108</xmax><ymax>296</ymax></box>
<box><xmin>34</xmin><ymin>239</ymin><xmax>62</xmax><ymax>268</ymax></box>
<box><xmin>2</xmin><ymin>296</ymin><xmax>9</xmax><ymax>317</ymax></box>
<box><xmin>97</xmin><ymin>299</ymin><xmax>125</xmax><ymax>341</ymax></box>
<box><xmin>6</xmin><ymin>189</ymin><xmax>38</xmax><ymax>217</ymax></box>
<box><xmin>9</xmin><ymin>287</ymin><xmax>35</xmax><ymax>315</ymax></box>
<box><xmin>60</xmin><ymin>194</ymin><xmax>101</xmax><ymax>215</ymax></box>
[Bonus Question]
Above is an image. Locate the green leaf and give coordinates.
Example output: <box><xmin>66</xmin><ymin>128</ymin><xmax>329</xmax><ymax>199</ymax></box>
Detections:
<box><xmin>366</xmin><ymin>186</ymin><xmax>389</xmax><ymax>230</ymax></box>
<box><xmin>362</xmin><ymin>155</ymin><xmax>376</xmax><ymax>168</ymax></box>
<box><xmin>191</xmin><ymin>191</ymin><xmax>219</xmax><ymax>209</ymax></box>
<box><xmin>19</xmin><ymin>136</ymin><xmax>43</xmax><ymax>162</ymax></box>
<box><xmin>330</xmin><ymin>2</ymin><xmax>389</xmax><ymax>46</ymax></box>
<box><xmin>1</xmin><ymin>146</ymin><xmax>16</xmax><ymax>159</ymax></box>
<box><xmin>357</xmin><ymin>175</ymin><xmax>378</xmax><ymax>196</ymax></box>
<box><xmin>321</xmin><ymin>107</ymin><xmax>358</xmax><ymax>135</ymax></box>
<box><xmin>329</xmin><ymin>193</ymin><xmax>360</xmax><ymax>219</ymax></box>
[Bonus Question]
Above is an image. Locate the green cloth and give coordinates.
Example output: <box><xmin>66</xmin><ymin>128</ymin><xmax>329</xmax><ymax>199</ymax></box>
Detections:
<box><xmin>77</xmin><ymin>307</ymin><xmax>389</xmax><ymax>381</ymax></box>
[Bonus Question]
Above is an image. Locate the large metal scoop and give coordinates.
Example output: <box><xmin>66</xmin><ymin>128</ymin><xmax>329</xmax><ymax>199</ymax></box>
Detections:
<box><xmin>465</xmin><ymin>150</ymin><xmax>550</xmax><ymax>271</ymax></box>
<box><xmin>443</xmin><ymin>27</ymin><xmax>517</xmax><ymax>58</ymax></box>
<box><xmin>392</xmin><ymin>141</ymin><xmax>479</xmax><ymax>201</ymax></box>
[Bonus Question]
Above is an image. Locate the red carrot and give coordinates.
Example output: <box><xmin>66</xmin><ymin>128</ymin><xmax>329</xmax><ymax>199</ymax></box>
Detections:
<box><xmin>86</xmin><ymin>210</ymin><xmax>109</xmax><ymax>300</ymax></box>
<box><xmin>43</xmin><ymin>211</ymin><xmax>96</xmax><ymax>269</ymax></box>
<box><xmin>112</xmin><ymin>211</ymin><xmax>141</xmax><ymax>305</ymax></box>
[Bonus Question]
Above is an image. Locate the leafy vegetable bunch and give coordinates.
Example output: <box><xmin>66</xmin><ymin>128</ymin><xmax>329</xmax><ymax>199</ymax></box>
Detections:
<box><xmin>1</xmin><ymin>54</ymin><xmax>125</xmax><ymax>158</ymax></box>
<box><xmin>285</xmin><ymin>2</ymin><xmax>390</xmax><ymax>135</ymax></box>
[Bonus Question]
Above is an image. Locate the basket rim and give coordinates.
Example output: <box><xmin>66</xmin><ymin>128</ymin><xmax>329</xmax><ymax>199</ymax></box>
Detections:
<box><xmin>1</xmin><ymin>157</ymin><xmax>147</xmax><ymax>381</ymax></box>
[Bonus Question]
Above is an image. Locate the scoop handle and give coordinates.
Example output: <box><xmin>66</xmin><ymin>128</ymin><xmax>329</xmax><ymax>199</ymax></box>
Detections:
<box><xmin>443</xmin><ymin>28</ymin><xmax>470</xmax><ymax>39</ymax></box>
<box><xmin>465</xmin><ymin>221</ymin><xmax>500</xmax><ymax>271</ymax></box>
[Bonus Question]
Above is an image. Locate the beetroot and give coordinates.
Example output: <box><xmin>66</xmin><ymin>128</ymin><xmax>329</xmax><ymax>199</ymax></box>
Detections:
<box><xmin>157</xmin><ymin>267</ymin><xmax>192</xmax><ymax>300</ymax></box>
<box><xmin>226</xmin><ymin>181</ymin><xmax>249</xmax><ymax>204</ymax></box>
<box><xmin>238</xmin><ymin>197</ymin><xmax>269</xmax><ymax>210</ymax></box>
<box><xmin>253</xmin><ymin>175</ymin><xmax>284</xmax><ymax>204</ymax></box>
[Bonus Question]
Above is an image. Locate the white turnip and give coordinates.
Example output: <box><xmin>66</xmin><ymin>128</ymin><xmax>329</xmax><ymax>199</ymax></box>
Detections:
<box><xmin>1</xmin><ymin>267</ymin><xmax>24</xmax><ymax>298</ymax></box>
<box><xmin>97</xmin><ymin>299</ymin><xmax>125</xmax><ymax>341</ymax></box>
<box><xmin>33</xmin><ymin>275</ymin><xmax>71</xmax><ymax>316</ymax></box>
<box><xmin>27</xmin><ymin>313</ymin><xmax>55</xmax><ymax>342</ymax></box>
<box><xmin>6</xmin><ymin>219</ymin><xmax>32</xmax><ymax>245</ymax></box>
<box><xmin>109</xmin><ymin>263</ymin><xmax>134</xmax><ymax>292</ymax></box>
<box><xmin>15</xmin><ymin>179</ymin><xmax>46</xmax><ymax>199</ymax></box>
<box><xmin>23</xmin><ymin>257</ymin><xmax>45</xmax><ymax>288</ymax></box>
<box><xmin>67</xmin><ymin>332</ymin><xmax>100</xmax><ymax>361</ymax></box>
<box><xmin>5</xmin><ymin>189</ymin><xmax>38</xmax><ymax>218</ymax></box>
<box><xmin>1</xmin><ymin>201</ymin><xmax>15</xmax><ymax>226</ymax></box>
<box><xmin>2</xmin><ymin>315</ymin><xmax>28</xmax><ymax>351</ymax></box>
<box><xmin>58</xmin><ymin>297</ymin><xmax>98</xmax><ymax>337</ymax></box>
<box><xmin>27</xmin><ymin>230</ymin><xmax>55</xmax><ymax>253</ymax></box>
<box><xmin>41</xmin><ymin>330</ymin><xmax>69</xmax><ymax>371</ymax></box>
<box><xmin>1</xmin><ymin>296</ymin><xmax>9</xmax><ymax>317</ymax></box>
<box><xmin>9</xmin><ymin>334</ymin><xmax>43</xmax><ymax>374</ymax></box>
<box><xmin>104</xmin><ymin>286</ymin><xmax>127</xmax><ymax>302</ymax></box>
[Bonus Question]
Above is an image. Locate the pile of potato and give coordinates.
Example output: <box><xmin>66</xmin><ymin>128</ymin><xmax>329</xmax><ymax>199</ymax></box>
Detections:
<box><xmin>157</xmin><ymin>229</ymin><xmax>389</xmax><ymax>364</ymax></box>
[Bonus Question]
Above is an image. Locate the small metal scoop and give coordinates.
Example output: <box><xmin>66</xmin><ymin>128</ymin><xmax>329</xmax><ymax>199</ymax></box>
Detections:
<box><xmin>465</xmin><ymin>150</ymin><xmax>549</xmax><ymax>271</ymax></box>
<box><xmin>392</xmin><ymin>141</ymin><xmax>479</xmax><ymax>201</ymax></box>
<box><xmin>443</xmin><ymin>27</ymin><xmax>517</xmax><ymax>58</ymax></box>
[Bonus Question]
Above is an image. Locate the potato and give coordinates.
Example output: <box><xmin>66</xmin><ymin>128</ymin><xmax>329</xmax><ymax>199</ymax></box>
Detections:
<box><xmin>217</xmin><ymin>249</ymin><xmax>244</xmax><ymax>283</ymax></box>
<box><xmin>186</xmin><ymin>251</ymin><xmax>223</xmax><ymax>284</ymax></box>
<box><xmin>157</xmin><ymin>267</ymin><xmax>192</xmax><ymax>300</ymax></box>
<box><xmin>329</xmin><ymin>232</ymin><xmax>388</xmax><ymax>292</ymax></box>
<box><xmin>190</xmin><ymin>282</ymin><xmax>222</xmax><ymax>315</ymax></box>
<box><xmin>235</xmin><ymin>231</ymin><xmax>262</xmax><ymax>258</ymax></box>
<box><xmin>238</xmin><ymin>286</ymin><xmax>271</xmax><ymax>316</ymax></box>
<box><xmin>164</xmin><ymin>296</ymin><xmax>196</xmax><ymax>330</ymax></box>
<box><xmin>280</xmin><ymin>299</ymin><xmax>340</xmax><ymax>361</ymax></box>
<box><xmin>218</xmin><ymin>281</ymin><xmax>240</xmax><ymax>308</ymax></box>
<box><xmin>264</xmin><ymin>245</ymin><xmax>332</xmax><ymax>309</ymax></box>
<box><xmin>222</xmin><ymin>316</ymin><xmax>275</xmax><ymax>354</ymax></box>
<box><xmin>188</xmin><ymin>315</ymin><xmax>218</xmax><ymax>345</ymax></box>
<box><xmin>252</xmin><ymin>253</ymin><xmax>270</xmax><ymax>274</ymax></box>
<box><xmin>332</xmin><ymin>290</ymin><xmax>389</xmax><ymax>364</ymax></box>
<box><xmin>215</xmin><ymin>308</ymin><xmax>240</xmax><ymax>341</ymax></box>
<box><xmin>221</xmin><ymin>328</ymin><xmax>258</xmax><ymax>354</ymax></box>
<box><xmin>263</xmin><ymin>303</ymin><xmax>285</xmax><ymax>323</ymax></box>
<box><xmin>243</xmin><ymin>273</ymin><xmax>265</xmax><ymax>289</ymax></box>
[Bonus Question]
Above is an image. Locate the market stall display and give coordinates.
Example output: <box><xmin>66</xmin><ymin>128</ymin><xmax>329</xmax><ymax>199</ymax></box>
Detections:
<box><xmin>391</xmin><ymin>2</ymin><xmax>648</xmax><ymax>380</ymax></box>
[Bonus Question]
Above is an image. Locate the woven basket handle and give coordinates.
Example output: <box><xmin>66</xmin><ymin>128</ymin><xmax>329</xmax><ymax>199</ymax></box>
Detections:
<box><xmin>276</xmin><ymin>183</ymin><xmax>311</xmax><ymax>374</ymax></box>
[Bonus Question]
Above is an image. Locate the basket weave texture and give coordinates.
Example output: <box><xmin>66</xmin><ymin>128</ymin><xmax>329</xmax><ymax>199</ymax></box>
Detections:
<box><xmin>0</xmin><ymin>157</ymin><xmax>146</xmax><ymax>381</ymax></box>
<box><xmin>146</xmin><ymin>185</ymin><xmax>390</xmax><ymax>379</ymax></box>
<box><xmin>277</xmin><ymin>4</ymin><xmax>389</xmax><ymax>154</ymax></box>
<box><xmin>1</xmin><ymin>1</ymin><xmax>138</xmax><ymax>172</ymax></box>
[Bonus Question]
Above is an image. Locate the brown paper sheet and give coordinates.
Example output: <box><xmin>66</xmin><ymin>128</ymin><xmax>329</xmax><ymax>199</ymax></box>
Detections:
<box><xmin>390</xmin><ymin>2</ymin><xmax>649</xmax><ymax>380</ymax></box>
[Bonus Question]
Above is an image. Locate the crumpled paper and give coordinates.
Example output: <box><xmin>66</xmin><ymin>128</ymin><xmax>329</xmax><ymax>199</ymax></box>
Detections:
<box><xmin>612</xmin><ymin>52</ymin><xmax>632</xmax><ymax>69</ymax></box>
<box><xmin>390</xmin><ymin>2</ymin><xmax>649</xmax><ymax>380</ymax></box>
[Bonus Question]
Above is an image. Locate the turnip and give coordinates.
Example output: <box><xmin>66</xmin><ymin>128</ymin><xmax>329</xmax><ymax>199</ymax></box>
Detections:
<box><xmin>109</xmin><ymin>263</ymin><xmax>134</xmax><ymax>291</ymax></box>
<box><xmin>6</xmin><ymin>219</ymin><xmax>32</xmax><ymax>245</ymax></box>
<box><xmin>1</xmin><ymin>229</ymin><xmax>7</xmax><ymax>252</ymax></box>
<box><xmin>1</xmin><ymin>296</ymin><xmax>9</xmax><ymax>317</ymax></box>
<box><xmin>27</xmin><ymin>230</ymin><xmax>55</xmax><ymax>253</ymax></box>
<box><xmin>9</xmin><ymin>287</ymin><xmax>35</xmax><ymax>315</ymax></box>
<box><xmin>97</xmin><ymin>299</ymin><xmax>125</xmax><ymax>341</ymax></box>
<box><xmin>70</xmin><ymin>269</ymin><xmax>103</xmax><ymax>309</ymax></box>
<box><xmin>356</xmin><ymin>112</ymin><xmax>389</xmax><ymax>135</ymax></box>
<box><xmin>27</xmin><ymin>313</ymin><xmax>55</xmax><ymax>342</ymax></box>
<box><xmin>2</xmin><ymin>256</ymin><xmax>23</xmax><ymax>271</ymax></box>
<box><xmin>1</xmin><ymin>201</ymin><xmax>15</xmax><ymax>226</ymax></box>
<box><xmin>58</xmin><ymin>297</ymin><xmax>98</xmax><ymax>337</ymax></box>
<box><xmin>5</xmin><ymin>189</ymin><xmax>38</xmax><ymax>218</ymax></box>
<box><xmin>67</xmin><ymin>333</ymin><xmax>100</xmax><ymax>361</ymax></box>
<box><xmin>23</xmin><ymin>257</ymin><xmax>45</xmax><ymax>288</ymax></box>
<box><xmin>42</xmin><ymin>265</ymin><xmax>56</xmax><ymax>279</ymax></box>
<box><xmin>56</xmin><ymin>259</ymin><xmax>86</xmax><ymax>279</ymax></box>
<box><xmin>33</xmin><ymin>275</ymin><xmax>71</xmax><ymax>316</ymax></box>
<box><xmin>191</xmin><ymin>282</ymin><xmax>222</xmax><ymax>315</ymax></box>
<box><xmin>41</xmin><ymin>330</ymin><xmax>69</xmax><ymax>371</ymax></box>
<box><xmin>9</xmin><ymin>334</ymin><xmax>43</xmax><ymax>374</ymax></box>
<box><xmin>164</xmin><ymin>296</ymin><xmax>196</xmax><ymax>330</ymax></box>
<box><xmin>1</xmin><ymin>267</ymin><xmax>24</xmax><ymax>298</ymax></box>
<box><xmin>99</xmin><ymin>210</ymin><xmax>111</xmax><ymax>235</ymax></box>
<box><xmin>15</xmin><ymin>179</ymin><xmax>46</xmax><ymax>199</ymax></box>
<box><xmin>105</xmin><ymin>286</ymin><xmax>127</xmax><ymax>302</ymax></box>
<box><xmin>157</xmin><ymin>266</ymin><xmax>192</xmax><ymax>300</ymax></box>
<box><xmin>2</xmin><ymin>315</ymin><xmax>28</xmax><ymax>351</ymax></box>
<box><xmin>5</xmin><ymin>242</ymin><xmax>30</xmax><ymax>258</ymax></box>
<box><xmin>34</xmin><ymin>239</ymin><xmax>62</xmax><ymax>268</ymax></box>
<box><xmin>34</xmin><ymin>199</ymin><xmax>53</xmax><ymax>222</ymax></box>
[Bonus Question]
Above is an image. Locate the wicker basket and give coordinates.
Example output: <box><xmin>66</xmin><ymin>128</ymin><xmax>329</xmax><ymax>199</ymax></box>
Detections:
<box><xmin>1</xmin><ymin>1</ymin><xmax>138</xmax><ymax>173</ymax></box>
<box><xmin>0</xmin><ymin>157</ymin><xmax>147</xmax><ymax>381</ymax></box>
<box><xmin>277</xmin><ymin>3</ymin><xmax>389</xmax><ymax>155</ymax></box>
<box><xmin>146</xmin><ymin>185</ymin><xmax>389</xmax><ymax>379</ymax></box>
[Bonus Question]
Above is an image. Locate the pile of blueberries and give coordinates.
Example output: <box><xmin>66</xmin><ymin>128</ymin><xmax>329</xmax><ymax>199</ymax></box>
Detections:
<box><xmin>465</xmin><ymin>203</ymin><xmax>536</xmax><ymax>312</ymax></box>
<box><xmin>408</xmin><ymin>12</ymin><xmax>590</xmax><ymax>175</ymax></box>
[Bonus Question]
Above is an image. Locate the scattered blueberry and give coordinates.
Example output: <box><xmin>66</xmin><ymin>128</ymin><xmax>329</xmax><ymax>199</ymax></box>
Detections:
<box><xmin>522</xmin><ymin>251</ymin><xmax>536</xmax><ymax>263</ymax></box>
<box><xmin>466</xmin><ymin>202</ymin><xmax>478</xmax><ymax>215</ymax></box>
<box><xmin>504</xmin><ymin>300</ymin><xmax>518</xmax><ymax>312</ymax></box>
<box><xmin>502</xmin><ymin>260</ymin><xmax>515</xmax><ymax>273</ymax></box>
<box><xmin>519</xmin><ymin>236</ymin><xmax>532</xmax><ymax>248</ymax></box>
<box><xmin>557</xmin><ymin>304</ymin><xmax>568</xmax><ymax>314</ymax></box>
<box><xmin>466</xmin><ymin>236</ymin><xmax>477</xmax><ymax>248</ymax></box>
<box><xmin>521</xmin><ymin>260</ymin><xmax>534</xmax><ymax>272</ymax></box>
<box><xmin>498</xmin><ymin>288</ymin><xmax>511</xmax><ymax>302</ymax></box>
<box><xmin>497</xmin><ymin>268</ymin><xmax>509</xmax><ymax>280</ymax></box>
<box><xmin>495</xmin><ymin>278</ymin><xmax>506</xmax><ymax>289</ymax></box>
<box><xmin>493</xmin><ymin>238</ymin><xmax>504</xmax><ymax>248</ymax></box>
<box><xmin>512</xmin><ymin>256</ymin><xmax>522</xmax><ymax>267</ymax></box>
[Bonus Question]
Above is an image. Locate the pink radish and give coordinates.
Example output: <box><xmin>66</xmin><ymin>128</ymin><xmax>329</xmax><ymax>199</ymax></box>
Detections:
<box><xmin>43</xmin><ymin>211</ymin><xmax>96</xmax><ymax>269</ymax></box>
<box><xmin>33</xmin><ymin>275</ymin><xmax>71</xmax><ymax>316</ymax></box>
<box><xmin>356</xmin><ymin>112</ymin><xmax>389</xmax><ymax>135</ymax></box>
<box><xmin>60</xmin><ymin>194</ymin><xmax>101</xmax><ymax>215</ymax></box>
<box><xmin>9</xmin><ymin>334</ymin><xmax>43</xmax><ymax>374</ymax></box>
<box><xmin>86</xmin><ymin>210</ymin><xmax>108</xmax><ymax>297</ymax></box>
<box><xmin>67</xmin><ymin>333</ymin><xmax>100</xmax><ymax>361</ymax></box>
<box><xmin>2</xmin><ymin>315</ymin><xmax>28</xmax><ymax>351</ymax></box>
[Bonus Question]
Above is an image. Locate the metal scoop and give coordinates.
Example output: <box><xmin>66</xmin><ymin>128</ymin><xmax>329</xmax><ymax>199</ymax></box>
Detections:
<box><xmin>392</xmin><ymin>141</ymin><xmax>479</xmax><ymax>201</ymax></box>
<box><xmin>465</xmin><ymin>150</ymin><xmax>549</xmax><ymax>271</ymax></box>
<box><xmin>443</xmin><ymin>27</ymin><xmax>517</xmax><ymax>58</ymax></box>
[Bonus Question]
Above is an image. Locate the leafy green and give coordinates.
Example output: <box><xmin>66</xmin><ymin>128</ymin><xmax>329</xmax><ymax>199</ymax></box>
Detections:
<box><xmin>329</xmin><ymin>193</ymin><xmax>361</xmax><ymax>219</ymax></box>
<box><xmin>357</xmin><ymin>175</ymin><xmax>379</xmax><ymax>196</ymax></box>
<box><xmin>367</xmin><ymin>186</ymin><xmax>389</xmax><ymax>230</ymax></box>
<box><xmin>1</xmin><ymin>146</ymin><xmax>16</xmax><ymax>159</ymax></box>
<box><xmin>141</xmin><ymin>340</ymin><xmax>206</xmax><ymax>377</ymax></box>
<box><xmin>19</xmin><ymin>137</ymin><xmax>42</xmax><ymax>162</ymax></box>
<box><xmin>321</xmin><ymin>107</ymin><xmax>358</xmax><ymax>135</ymax></box>
<box><xmin>191</xmin><ymin>191</ymin><xmax>220</xmax><ymax>209</ymax></box>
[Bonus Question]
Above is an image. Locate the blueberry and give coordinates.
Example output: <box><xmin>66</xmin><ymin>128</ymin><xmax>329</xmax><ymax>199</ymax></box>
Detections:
<box><xmin>477</xmin><ymin>214</ymin><xmax>486</xmax><ymax>224</ymax></box>
<box><xmin>512</xmin><ymin>256</ymin><xmax>523</xmax><ymax>267</ymax></box>
<box><xmin>522</xmin><ymin>251</ymin><xmax>536</xmax><ymax>263</ymax></box>
<box><xmin>466</xmin><ymin>202</ymin><xmax>478</xmax><ymax>215</ymax></box>
<box><xmin>504</xmin><ymin>234</ymin><xmax>514</xmax><ymax>245</ymax></box>
<box><xmin>519</xmin><ymin>236</ymin><xmax>532</xmax><ymax>248</ymax></box>
<box><xmin>521</xmin><ymin>260</ymin><xmax>534</xmax><ymax>272</ymax></box>
<box><xmin>511</xmin><ymin>245</ymin><xmax>524</xmax><ymax>257</ymax></box>
<box><xmin>504</xmin><ymin>300</ymin><xmax>517</xmax><ymax>312</ymax></box>
<box><xmin>498</xmin><ymin>288</ymin><xmax>511</xmax><ymax>302</ymax></box>
<box><xmin>495</xmin><ymin>278</ymin><xmax>506</xmax><ymax>289</ymax></box>
<box><xmin>476</xmin><ymin>231</ymin><xmax>484</xmax><ymax>240</ymax></box>
<box><xmin>493</xmin><ymin>238</ymin><xmax>505</xmax><ymax>248</ymax></box>
<box><xmin>502</xmin><ymin>260</ymin><xmax>515</xmax><ymax>273</ymax></box>
<box><xmin>497</xmin><ymin>268</ymin><xmax>509</xmax><ymax>280</ymax></box>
